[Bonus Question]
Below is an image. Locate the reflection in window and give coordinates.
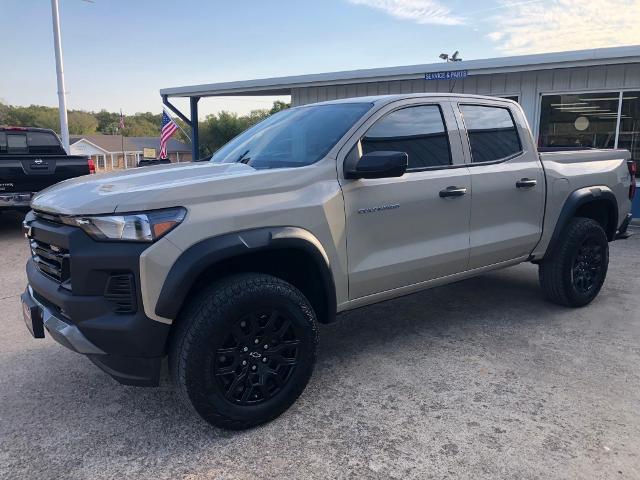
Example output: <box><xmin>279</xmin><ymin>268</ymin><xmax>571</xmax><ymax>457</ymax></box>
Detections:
<box><xmin>538</xmin><ymin>93</ymin><xmax>620</xmax><ymax>149</ymax></box>
<box><xmin>7</xmin><ymin>134</ymin><xmax>27</xmax><ymax>153</ymax></box>
<box><xmin>460</xmin><ymin>105</ymin><xmax>521</xmax><ymax>163</ymax></box>
<box><xmin>617</xmin><ymin>91</ymin><xmax>640</xmax><ymax>171</ymax></box>
<box><xmin>210</xmin><ymin>102</ymin><xmax>372</xmax><ymax>169</ymax></box>
<box><xmin>361</xmin><ymin>105</ymin><xmax>451</xmax><ymax>169</ymax></box>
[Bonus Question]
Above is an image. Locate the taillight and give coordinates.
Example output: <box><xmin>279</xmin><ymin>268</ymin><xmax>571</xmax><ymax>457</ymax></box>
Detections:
<box><xmin>87</xmin><ymin>158</ymin><xmax>96</xmax><ymax>174</ymax></box>
<box><xmin>629</xmin><ymin>160</ymin><xmax>637</xmax><ymax>199</ymax></box>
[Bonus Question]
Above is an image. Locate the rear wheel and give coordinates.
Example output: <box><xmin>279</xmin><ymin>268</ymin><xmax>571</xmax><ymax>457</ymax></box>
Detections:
<box><xmin>539</xmin><ymin>217</ymin><xmax>609</xmax><ymax>307</ymax></box>
<box><xmin>170</xmin><ymin>273</ymin><xmax>318</xmax><ymax>430</ymax></box>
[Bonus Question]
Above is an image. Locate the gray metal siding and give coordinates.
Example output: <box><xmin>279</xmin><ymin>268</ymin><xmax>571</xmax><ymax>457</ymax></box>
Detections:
<box><xmin>291</xmin><ymin>63</ymin><xmax>640</xmax><ymax>136</ymax></box>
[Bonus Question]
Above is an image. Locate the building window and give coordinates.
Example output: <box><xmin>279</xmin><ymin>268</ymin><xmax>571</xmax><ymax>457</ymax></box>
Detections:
<box><xmin>539</xmin><ymin>91</ymin><xmax>640</xmax><ymax>170</ymax></box>
<box><xmin>499</xmin><ymin>95</ymin><xmax>520</xmax><ymax>103</ymax></box>
<box><xmin>617</xmin><ymin>91</ymin><xmax>640</xmax><ymax>170</ymax></box>
<box><xmin>460</xmin><ymin>104</ymin><xmax>522</xmax><ymax>163</ymax></box>
<box><xmin>361</xmin><ymin>105</ymin><xmax>451</xmax><ymax>169</ymax></box>
<box><xmin>539</xmin><ymin>93</ymin><xmax>620</xmax><ymax>150</ymax></box>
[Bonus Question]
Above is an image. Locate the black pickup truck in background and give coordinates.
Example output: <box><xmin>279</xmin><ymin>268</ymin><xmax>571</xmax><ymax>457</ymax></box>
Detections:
<box><xmin>0</xmin><ymin>127</ymin><xmax>93</xmax><ymax>211</ymax></box>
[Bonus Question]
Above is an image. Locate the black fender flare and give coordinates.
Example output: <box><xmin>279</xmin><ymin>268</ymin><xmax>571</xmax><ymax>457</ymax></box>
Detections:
<box><xmin>545</xmin><ymin>186</ymin><xmax>618</xmax><ymax>258</ymax></box>
<box><xmin>155</xmin><ymin>226</ymin><xmax>337</xmax><ymax>323</ymax></box>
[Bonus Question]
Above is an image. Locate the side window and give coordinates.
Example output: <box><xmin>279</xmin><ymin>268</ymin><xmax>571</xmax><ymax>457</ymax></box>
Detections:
<box><xmin>0</xmin><ymin>133</ymin><xmax>6</xmax><ymax>153</ymax></box>
<box><xmin>27</xmin><ymin>131</ymin><xmax>64</xmax><ymax>154</ymax></box>
<box><xmin>460</xmin><ymin>105</ymin><xmax>522</xmax><ymax>163</ymax></box>
<box><xmin>361</xmin><ymin>105</ymin><xmax>451</xmax><ymax>169</ymax></box>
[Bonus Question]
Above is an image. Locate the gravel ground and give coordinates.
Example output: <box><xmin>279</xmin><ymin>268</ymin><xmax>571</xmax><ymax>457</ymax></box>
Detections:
<box><xmin>1</xmin><ymin>210</ymin><xmax>639</xmax><ymax>480</ymax></box>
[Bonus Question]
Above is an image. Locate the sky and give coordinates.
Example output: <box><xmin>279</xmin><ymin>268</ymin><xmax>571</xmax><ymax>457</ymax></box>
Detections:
<box><xmin>1</xmin><ymin>0</ymin><xmax>639</xmax><ymax>117</ymax></box>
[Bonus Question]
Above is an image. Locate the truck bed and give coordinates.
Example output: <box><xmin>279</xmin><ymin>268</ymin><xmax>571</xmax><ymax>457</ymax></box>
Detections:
<box><xmin>531</xmin><ymin>148</ymin><xmax>633</xmax><ymax>258</ymax></box>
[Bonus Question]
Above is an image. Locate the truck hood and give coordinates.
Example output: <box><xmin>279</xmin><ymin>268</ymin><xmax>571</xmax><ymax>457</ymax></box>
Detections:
<box><xmin>31</xmin><ymin>162</ymin><xmax>259</xmax><ymax>215</ymax></box>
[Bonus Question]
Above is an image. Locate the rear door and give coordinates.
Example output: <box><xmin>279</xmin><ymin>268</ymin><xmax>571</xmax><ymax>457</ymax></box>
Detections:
<box><xmin>339</xmin><ymin>100</ymin><xmax>472</xmax><ymax>299</ymax></box>
<box><xmin>456</xmin><ymin>102</ymin><xmax>545</xmax><ymax>269</ymax></box>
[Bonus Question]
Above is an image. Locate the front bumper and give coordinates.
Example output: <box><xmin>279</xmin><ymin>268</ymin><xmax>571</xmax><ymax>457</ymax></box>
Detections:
<box><xmin>21</xmin><ymin>285</ymin><xmax>105</xmax><ymax>354</ymax></box>
<box><xmin>22</xmin><ymin>213</ymin><xmax>171</xmax><ymax>386</ymax></box>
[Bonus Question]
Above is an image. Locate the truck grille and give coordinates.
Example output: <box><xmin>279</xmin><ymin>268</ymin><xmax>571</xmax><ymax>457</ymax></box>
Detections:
<box><xmin>30</xmin><ymin>239</ymin><xmax>70</xmax><ymax>284</ymax></box>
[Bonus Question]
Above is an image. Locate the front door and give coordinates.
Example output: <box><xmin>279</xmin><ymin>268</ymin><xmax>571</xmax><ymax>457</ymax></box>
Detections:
<box><xmin>340</xmin><ymin>101</ymin><xmax>472</xmax><ymax>299</ymax></box>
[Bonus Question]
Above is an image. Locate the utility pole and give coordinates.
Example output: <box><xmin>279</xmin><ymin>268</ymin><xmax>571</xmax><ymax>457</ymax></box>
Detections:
<box><xmin>50</xmin><ymin>0</ymin><xmax>70</xmax><ymax>153</ymax></box>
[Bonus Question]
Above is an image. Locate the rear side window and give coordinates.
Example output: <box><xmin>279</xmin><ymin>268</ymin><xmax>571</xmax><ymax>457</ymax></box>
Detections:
<box><xmin>361</xmin><ymin>105</ymin><xmax>451</xmax><ymax>169</ymax></box>
<box><xmin>460</xmin><ymin>105</ymin><xmax>522</xmax><ymax>163</ymax></box>
<box><xmin>0</xmin><ymin>133</ymin><xmax>6</xmax><ymax>153</ymax></box>
<box><xmin>26</xmin><ymin>131</ymin><xmax>64</xmax><ymax>154</ymax></box>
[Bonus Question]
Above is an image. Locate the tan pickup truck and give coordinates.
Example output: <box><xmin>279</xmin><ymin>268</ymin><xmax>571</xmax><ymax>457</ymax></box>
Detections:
<box><xmin>21</xmin><ymin>94</ymin><xmax>635</xmax><ymax>429</ymax></box>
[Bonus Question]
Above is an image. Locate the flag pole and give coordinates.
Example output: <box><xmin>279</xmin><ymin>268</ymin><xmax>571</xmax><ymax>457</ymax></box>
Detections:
<box><xmin>121</xmin><ymin>132</ymin><xmax>126</xmax><ymax>169</ymax></box>
<box><xmin>120</xmin><ymin>109</ymin><xmax>126</xmax><ymax>169</ymax></box>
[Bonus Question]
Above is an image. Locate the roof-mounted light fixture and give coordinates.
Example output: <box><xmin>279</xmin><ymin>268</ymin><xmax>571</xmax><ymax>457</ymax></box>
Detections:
<box><xmin>439</xmin><ymin>51</ymin><xmax>462</xmax><ymax>62</ymax></box>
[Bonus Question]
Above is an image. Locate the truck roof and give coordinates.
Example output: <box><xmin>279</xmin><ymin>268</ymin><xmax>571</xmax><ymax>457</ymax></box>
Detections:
<box><xmin>303</xmin><ymin>93</ymin><xmax>518</xmax><ymax>108</ymax></box>
<box><xmin>0</xmin><ymin>126</ymin><xmax>58</xmax><ymax>134</ymax></box>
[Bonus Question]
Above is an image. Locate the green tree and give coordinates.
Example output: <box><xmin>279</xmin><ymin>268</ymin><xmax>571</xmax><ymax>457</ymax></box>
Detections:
<box><xmin>0</xmin><ymin>100</ymin><xmax>291</xmax><ymax>158</ymax></box>
<box><xmin>95</xmin><ymin>110</ymin><xmax>119</xmax><ymax>134</ymax></box>
<box><xmin>122</xmin><ymin>116</ymin><xmax>160</xmax><ymax>137</ymax></box>
<box><xmin>68</xmin><ymin>110</ymin><xmax>98</xmax><ymax>134</ymax></box>
<box><xmin>269</xmin><ymin>100</ymin><xmax>290</xmax><ymax>114</ymax></box>
<box><xmin>198</xmin><ymin>101</ymin><xmax>290</xmax><ymax>156</ymax></box>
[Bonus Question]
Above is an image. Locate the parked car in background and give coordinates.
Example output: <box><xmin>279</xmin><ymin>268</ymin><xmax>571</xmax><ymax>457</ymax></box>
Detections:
<box><xmin>137</xmin><ymin>158</ymin><xmax>172</xmax><ymax>167</ymax></box>
<box><xmin>20</xmin><ymin>94</ymin><xmax>635</xmax><ymax>430</ymax></box>
<box><xmin>0</xmin><ymin>127</ymin><xmax>93</xmax><ymax>211</ymax></box>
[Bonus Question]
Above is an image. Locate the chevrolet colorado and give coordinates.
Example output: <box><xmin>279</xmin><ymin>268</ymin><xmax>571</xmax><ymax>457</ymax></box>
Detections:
<box><xmin>20</xmin><ymin>94</ymin><xmax>635</xmax><ymax>429</ymax></box>
<box><xmin>0</xmin><ymin>127</ymin><xmax>93</xmax><ymax>211</ymax></box>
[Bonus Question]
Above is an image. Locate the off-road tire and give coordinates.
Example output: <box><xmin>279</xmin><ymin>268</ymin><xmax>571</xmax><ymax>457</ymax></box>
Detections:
<box><xmin>170</xmin><ymin>273</ymin><xmax>318</xmax><ymax>430</ymax></box>
<box><xmin>539</xmin><ymin>217</ymin><xmax>609</xmax><ymax>307</ymax></box>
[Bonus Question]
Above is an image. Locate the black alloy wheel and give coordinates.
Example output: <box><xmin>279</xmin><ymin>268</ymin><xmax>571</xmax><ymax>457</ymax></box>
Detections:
<box><xmin>539</xmin><ymin>217</ymin><xmax>609</xmax><ymax>307</ymax></box>
<box><xmin>170</xmin><ymin>273</ymin><xmax>318</xmax><ymax>430</ymax></box>
<box><xmin>571</xmin><ymin>238</ymin><xmax>606</xmax><ymax>295</ymax></box>
<box><xmin>214</xmin><ymin>309</ymin><xmax>301</xmax><ymax>405</ymax></box>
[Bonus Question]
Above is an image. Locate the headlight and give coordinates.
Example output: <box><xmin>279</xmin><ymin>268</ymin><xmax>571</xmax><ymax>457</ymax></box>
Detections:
<box><xmin>62</xmin><ymin>207</ymin><xmax>186</xmax><ymax>242</ymax></box>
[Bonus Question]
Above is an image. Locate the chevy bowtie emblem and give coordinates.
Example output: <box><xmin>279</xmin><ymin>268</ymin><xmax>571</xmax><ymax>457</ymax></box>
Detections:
<box><xmin>34</xmin><ymin>159</ymin><xmax>43</xmax><ymax>164</ymax></box>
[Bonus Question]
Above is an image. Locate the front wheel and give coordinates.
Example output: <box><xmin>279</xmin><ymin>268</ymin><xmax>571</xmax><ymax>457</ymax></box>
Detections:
<box><xmin>170</xmin><ymin>273</ymin><xmax>318</xmax><ymax>430</ymax></box>
<box><xmin>539</xmin><ymin>217</ymin><xmax>609</xmax><ymax>307</ymax></box>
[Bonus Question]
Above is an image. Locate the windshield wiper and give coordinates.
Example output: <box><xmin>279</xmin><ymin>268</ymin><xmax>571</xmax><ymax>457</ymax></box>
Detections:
<box><xmin>235</xmin><ymin>149</ymin><xmax>251</xmax><ymax>164</ymax></box>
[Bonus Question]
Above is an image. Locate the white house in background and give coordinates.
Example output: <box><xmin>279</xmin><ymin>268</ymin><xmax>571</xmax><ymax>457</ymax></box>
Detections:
<box><xmin>69</xmin><ymin>134</ymin><xmax>192</xmax><ymax>171</ymax></box>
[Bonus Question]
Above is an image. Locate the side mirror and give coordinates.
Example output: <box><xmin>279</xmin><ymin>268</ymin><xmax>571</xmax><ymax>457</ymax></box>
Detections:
<box><xmin>345</xmin><ymin>151</ymin><xmax>408</xmax><ymax>179</ymax></box>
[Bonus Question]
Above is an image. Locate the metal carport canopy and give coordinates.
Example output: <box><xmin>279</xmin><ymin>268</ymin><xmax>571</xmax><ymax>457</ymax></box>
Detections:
<box><xmin>160</xmin><ymin>45</ymin><xmax>640</xmax><ymax>160</ymax></box>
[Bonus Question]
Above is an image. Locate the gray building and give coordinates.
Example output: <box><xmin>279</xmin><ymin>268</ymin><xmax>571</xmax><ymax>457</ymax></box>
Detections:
<box><xmin>161</xmin><ymin>45</ymin><xmax>640</xmax><ymax>215</ymax></box>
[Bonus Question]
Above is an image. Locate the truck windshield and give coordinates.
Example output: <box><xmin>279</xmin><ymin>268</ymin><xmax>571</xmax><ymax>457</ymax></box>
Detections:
<box><xmin>210</xmin><ymin>103</ymin><xmax>373</xmax><ymax>169</ymax></box>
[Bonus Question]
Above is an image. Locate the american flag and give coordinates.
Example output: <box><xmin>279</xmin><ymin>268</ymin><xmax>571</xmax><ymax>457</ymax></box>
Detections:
<box><xmin>160</xmin><ymin>110</ymin><xmax>179</xmax><ymax>159</ymax></box>
<box><xmin>118</xmin><ymin>110</ymin><xmax>125</xmax><ymax>130</ymax></box>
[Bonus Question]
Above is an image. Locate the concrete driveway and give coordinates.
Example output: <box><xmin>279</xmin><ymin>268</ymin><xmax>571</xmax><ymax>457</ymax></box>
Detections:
<box><xmin>1</xmin><ymin>210</ymin><xmax>639</xmax><ymax>479</ymax></box>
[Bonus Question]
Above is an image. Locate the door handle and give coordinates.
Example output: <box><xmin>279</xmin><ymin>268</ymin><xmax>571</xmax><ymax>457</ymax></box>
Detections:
<box><xmin>439</xmin><ymin>186</ymin><xmax>468</xmax><ymax>198</ymax></box>
<box><xmin>516</xmin><ymin>178</ymin><xmax>537</xmax><ymax>189</ymax></box>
